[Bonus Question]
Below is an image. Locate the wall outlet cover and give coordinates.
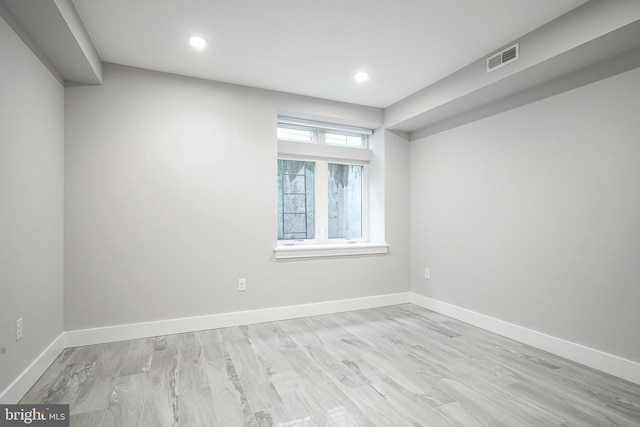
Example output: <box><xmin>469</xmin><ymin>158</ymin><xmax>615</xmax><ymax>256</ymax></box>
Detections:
<box><xmin>16</xmin><ymin>317</ymin><xmax>24</xmax><ymax>341</ymax></box>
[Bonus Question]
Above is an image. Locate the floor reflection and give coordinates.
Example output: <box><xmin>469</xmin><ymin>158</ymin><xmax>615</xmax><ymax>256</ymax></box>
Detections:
<box><xmin>277</xmin><ymin>406</ymin><xmax>349</xmax><ymax>426</ymax></box>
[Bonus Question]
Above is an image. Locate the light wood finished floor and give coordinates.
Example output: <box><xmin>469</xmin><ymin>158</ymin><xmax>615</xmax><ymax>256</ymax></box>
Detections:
<box><xmin>20</xmin><ymin>304</ymin><xmax>640</xmax><ymax>426</ymax></box>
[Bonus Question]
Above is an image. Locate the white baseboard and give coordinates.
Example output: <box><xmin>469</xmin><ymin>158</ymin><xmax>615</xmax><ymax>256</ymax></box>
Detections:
<box><xmin>65</xmin><ymin>292</ymin><xmax>411</xmax><ymax>348</ymax></box>
<box><xmin>0</xmin><ymin>333</ymin><xmax>66</xmax><ymax>404</ymax></box>
<box><xmin>410</xmin><ymin>293</ymin><xmax>640</xmax><ymax>386</ymax></box>
<box><xmin>6</xmin><ymin>292</ymin><xmax>637</xmax><ymax>404</ymax></box>
<box><xmin>2</xmin><ymin>294</ymin><xmax>409</xmax><ymax>403</ymax></box>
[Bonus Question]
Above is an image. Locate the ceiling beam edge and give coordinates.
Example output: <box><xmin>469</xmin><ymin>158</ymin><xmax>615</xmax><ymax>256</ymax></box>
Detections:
<box><xmin>53</xmin><ymin>0</ymin><xmax>102</xmax><ymax>85</ymax></box>
<box><xmin>384</xmin><ymin>1</ymin><xmax>640</xmax><ymax>134</ymax></box>
<box><xmin>0</xmin><ymin>1</ymin><xmax>64</xmax><ymax>85</ymax></box>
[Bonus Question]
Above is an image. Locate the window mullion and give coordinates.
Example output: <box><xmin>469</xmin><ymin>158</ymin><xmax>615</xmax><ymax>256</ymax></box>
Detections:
<box><xmin>318</xmin><ymin>130</ymin><xmax>326</xmax><ymax>145</ymax></box>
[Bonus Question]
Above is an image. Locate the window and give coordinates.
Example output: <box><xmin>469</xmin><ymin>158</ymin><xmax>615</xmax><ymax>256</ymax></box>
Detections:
<box><xmin>277</xmin><ymin>119</ymin><xmax>368</xmax><ymax>148</ymax></box>
<box><xmin>278</xmin><ymin>160</ymin><xmax>364</xmax><ymax>242</ymax></box>
<box><xmin>277</xmin><ymin>125</ymin><xmax>316</xmax><ymax>144</ymax></box>
<box><xmin>325</xmin><ymin>132</ymin><xmax>366</xmax><ymax>148</ymax></box>
<box><xmin>275</xmin><ymin>118</ymin><xmax>388</xmax><ymax>259</ymax></box>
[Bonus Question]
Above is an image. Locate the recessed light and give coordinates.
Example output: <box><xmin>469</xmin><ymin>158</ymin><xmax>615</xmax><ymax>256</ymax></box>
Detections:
<box><xmin>354</xmin><ymin>71</ymin><xmax>369</xmax><ymax>82</ymax></box>
<box><xmin>189</xmin><ymin>36</ymin><xmax>207</xmax><ymax>50</ymax></box>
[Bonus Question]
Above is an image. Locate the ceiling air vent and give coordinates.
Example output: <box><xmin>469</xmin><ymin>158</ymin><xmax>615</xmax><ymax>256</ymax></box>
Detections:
<box><xmin>487</xmin><ymin>43</ymin><xmax>519</xmax><ymax>73</ymax></box>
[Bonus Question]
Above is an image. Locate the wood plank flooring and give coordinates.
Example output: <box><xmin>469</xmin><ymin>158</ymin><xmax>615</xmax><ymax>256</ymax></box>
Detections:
<box><xmin>20</xmin><ymin>304</ymin><xmax>640</xmax><ymax>426</ymax></box>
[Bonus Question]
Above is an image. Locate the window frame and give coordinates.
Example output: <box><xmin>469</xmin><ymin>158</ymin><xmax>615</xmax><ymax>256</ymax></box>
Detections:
<box><xmin>277</xmin><ymin>117</ymin><xmax>371</xmax><ymax>148</ymax></box>
<box><xmin>277</xmin><ymin>157</ymin><xmax>369</xmax><ymax>246</ymax></box>
<box><xmin>274</xmin><ymin>119</ymin><xmax>388</xmax><ymax>259</ymax></box>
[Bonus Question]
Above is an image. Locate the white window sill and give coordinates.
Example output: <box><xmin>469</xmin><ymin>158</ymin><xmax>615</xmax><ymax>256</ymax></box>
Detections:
<box><xmin>274</xmin><ymin>243</ymin><xmax>389</xmax><ymax>260</ymax></box>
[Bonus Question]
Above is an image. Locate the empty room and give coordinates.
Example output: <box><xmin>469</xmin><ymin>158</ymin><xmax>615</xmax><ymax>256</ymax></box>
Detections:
<box><xmin>1</xmin><ymin>0</ymin><xmax>640</xmax><ymax>425</ymax></box>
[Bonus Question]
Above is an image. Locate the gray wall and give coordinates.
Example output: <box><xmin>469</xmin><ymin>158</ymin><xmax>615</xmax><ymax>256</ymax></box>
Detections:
<box><xmin>410</xmin><ymin>67</ymin><xmax>640</xmax><ymax>363</ymax></box>
<box><xmin>0</xmin><ymin>16</ymin><xmax>64</xmax><ymax>392</ymax></box>
<box><xmin>64</xmin><ymin>63</ymin><xmax>410</xmax><ymax>331</ymax></box>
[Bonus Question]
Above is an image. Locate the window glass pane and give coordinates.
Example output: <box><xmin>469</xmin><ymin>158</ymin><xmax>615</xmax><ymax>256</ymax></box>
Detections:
<box><xmin>278</xmin><ymin>160</ymin><xmax>315</xmax><ymax>240</ymax></box>
<box><xmin>325</xmin><ymin>132</ymin><xmax>348</xmax><ymax>146</ymax></box>
<box><xmin>328</xmin><ymin>163</ymin><xmax>362</xmax><ymax>239</ymax></box>
<box><xmin>346</xmin><ymin>135</ymin><xmax>365</xmax><ymax>147</ymax></box>
<box><xmin>277</xmin><ymin>125</ymin><xmax>316</xmax><ymax>143</ymax></box>
<box><xmin>325</xmin><ymin>131</ymin><xmax>365</xmax><ymax>147</ymax></box>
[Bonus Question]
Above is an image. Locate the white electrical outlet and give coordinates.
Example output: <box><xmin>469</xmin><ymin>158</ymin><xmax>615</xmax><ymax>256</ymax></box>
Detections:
<box><xmin>16</xmin><ymin>318</ymin><xmax>23</xmax><ymax>341</ymax></box>
<box><xmin>424</xmin><ymin>268</ymin><xmax>431</xmax><ymax>279</ymax></box>
<box><xmin>238</xmin><ymin>278</ymin><xmax>247</xmax><ymax>292</ymax></box>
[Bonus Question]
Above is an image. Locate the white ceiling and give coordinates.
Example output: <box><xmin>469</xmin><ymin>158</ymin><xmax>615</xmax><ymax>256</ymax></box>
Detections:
<box><xmin>72</xmin><ymin>0</ymin><xmax>588</xmax><ymax>108</ymax></box>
